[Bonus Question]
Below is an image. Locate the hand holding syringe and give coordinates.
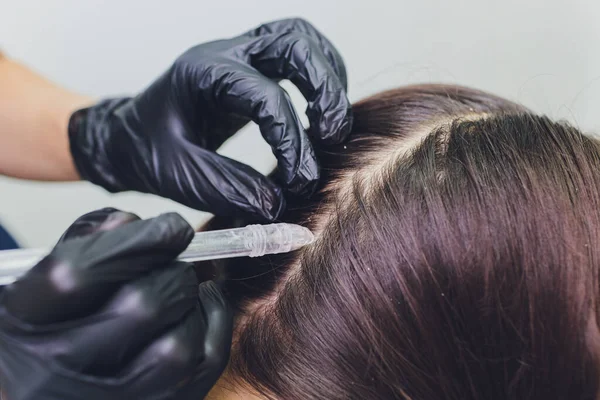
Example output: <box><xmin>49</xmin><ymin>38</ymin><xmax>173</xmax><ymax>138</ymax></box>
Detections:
<box><xmin>0</xmin><ymin>223</ymin><xmax>314</xmax><ymax>286</ymax></box>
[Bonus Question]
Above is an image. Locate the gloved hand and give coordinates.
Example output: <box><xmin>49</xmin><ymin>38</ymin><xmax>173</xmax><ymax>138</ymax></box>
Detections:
<box><xmin>0</xmin><ymin>208</ymin><xmax>233</xmax><ymax>400</ymax></box>
<box><xmin>68</xmin><ymin>18</ymin><xmax>352</xmax><ymax>221</ymax></box>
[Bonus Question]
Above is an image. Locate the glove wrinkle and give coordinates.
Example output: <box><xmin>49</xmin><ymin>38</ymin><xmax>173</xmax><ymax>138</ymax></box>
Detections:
<box><xmin>68</xmin><ymin>19</ymin><xmax>351</xmax><ymax>221</ymax></box>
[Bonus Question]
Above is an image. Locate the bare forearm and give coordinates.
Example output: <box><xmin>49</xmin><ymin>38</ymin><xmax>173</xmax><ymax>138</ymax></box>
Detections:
<box><xmin>0</xmin><ymin>54</ymin><xmax>94</xmax><ymax>180</ymax></box>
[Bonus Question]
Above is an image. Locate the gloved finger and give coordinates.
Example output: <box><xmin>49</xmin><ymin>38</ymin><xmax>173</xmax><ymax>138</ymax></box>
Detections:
<box><xmin>212</xmin><ymin>63</ymin><xmax>319</xmax><ymax>196</ymax></box>
<box><xmin>57</xmin><ymin>208</ymin><xmax>140</xmax><ymax>243</ymax></box>
<box><xmin>119</xmin><ymin>281</ymin><xmax>233</xmax><ymax>399</ymax></box>
<box><xmin>175</xmin><ymin>281</ymin><xmax>234</xmax><ymax>398</ymax></box>
<box><xmin>163</xmin><ymin>147</ymin><xmax>285</xmax><ymax>221</ymax></box>
<box><xmin>2</xmin><ymin>213</ymin><xmax>193</xmax><ymax>324</ymax></box>
<box><xmin>248</xmin><ymin>30</ymin><xmax>352</xmax><ymax>145</ymax></box>
<box><xmin>242</xmin><ymin>18</ymin><xmax>348</xmax><ymax>88</ymax></box>
<box><xmin>54</xmin><ymin>262</ymin><xmax>198</xmax><ymax>375</ymax></box>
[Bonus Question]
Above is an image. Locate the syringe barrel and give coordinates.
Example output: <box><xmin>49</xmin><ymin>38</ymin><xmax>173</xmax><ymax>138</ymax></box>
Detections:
<box><xmin>180</xmin><ymin>223</ymin><xmax>311</xmax><ymax>262</ymax></box>
<box><xmin>0</xmin><ymin>223</ymin><xmax>314</xmax><ymax>286</ymax></box>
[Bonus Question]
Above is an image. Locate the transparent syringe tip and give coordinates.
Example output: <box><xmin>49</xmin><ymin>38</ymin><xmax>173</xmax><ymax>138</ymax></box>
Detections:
<box><xmin>178</xmin><ymin>223</ymin><xmax>315</xmax><ymax>262</ymax></box>
<box><xmin>245</xmin><ymin>223</ymin><xmax>315</xmax><ymax>257</ymax></box>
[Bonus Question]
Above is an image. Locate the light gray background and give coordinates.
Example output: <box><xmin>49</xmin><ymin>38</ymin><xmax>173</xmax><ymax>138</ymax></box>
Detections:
<box><xmin>0</xmin><ymin>0</ymin><xmax>598</xmax><ymax>247</ymax></box>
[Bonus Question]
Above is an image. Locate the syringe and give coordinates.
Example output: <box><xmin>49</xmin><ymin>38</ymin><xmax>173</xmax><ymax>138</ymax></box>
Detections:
<box><xmin>0</xmin><ymin>223</ymin><xmax>314</xmax><ymax>286</ymax></box>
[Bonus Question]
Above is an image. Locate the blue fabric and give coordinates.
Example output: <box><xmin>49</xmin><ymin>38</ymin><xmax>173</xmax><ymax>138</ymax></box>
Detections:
<box><xmin>0</xmin><ymin>223</ymin><xmax>19</xmax><ymax>250</ymax></box>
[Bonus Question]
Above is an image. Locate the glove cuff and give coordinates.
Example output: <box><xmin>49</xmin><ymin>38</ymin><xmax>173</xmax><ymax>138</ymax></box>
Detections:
<box><xmin>68</xmin><ymin>98</ymin><xmax>132</xmax><ymax>193</ymax></box>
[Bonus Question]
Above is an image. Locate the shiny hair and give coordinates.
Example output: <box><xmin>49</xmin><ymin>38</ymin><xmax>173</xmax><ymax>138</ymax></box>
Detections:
<box><xmin>200</xmin><ymin>85</ymin><xmax>600</xmax><ymax>399</ymax></box>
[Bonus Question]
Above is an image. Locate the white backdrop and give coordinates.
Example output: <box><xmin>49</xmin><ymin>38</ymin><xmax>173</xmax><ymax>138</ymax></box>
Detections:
<box><xmin>0</xmin><ymin>0</ymin><xmax>598</xmax><ymax>247</ymax></box>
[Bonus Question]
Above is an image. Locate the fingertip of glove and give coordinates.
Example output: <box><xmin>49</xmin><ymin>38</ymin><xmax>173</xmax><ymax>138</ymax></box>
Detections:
<box><xmin>284</xmin><ymin>158</ymin><xmax>320</xmax><ymax>199</ymax></box>
<box><xmin>241</xmin><ymin>181</ymin><xmax>286</xmax><ymax>222</ymax></box>
<box><xmin>262</xmin><ymin>189</ymin><xmax>286</xmax><ymax>221</ymax></box>
<box><xmin>198</xmin><ymin>281</ymin><xmax>230</xmax><ymax>313</ymax></box>
<box><xmin>151</xmin><ymin>213</ymin><xmax>195</xmax><ymax>246</ymax></box>
<box><xmin>287</xmin><ymin>177</ymin><xmax>319</xmax><ymax>199</ymax></box>
<box><xmin>315</xmin><ymin>103</ymin><xmax>353</xmax><ymax>146</ymax></box>
<box><xmin>101</xmin><ymin>210</ymin><xmax>140</xmax><ymax>229</ymax></box>
<box><xmin>97</xmin><ymin>207</ymin><xmax>120</xmax><ymax>214</ymax></box>
<box><xmin>337</xmin><ymin>106</ymin><xmax>354</xmax><ymax>142</ymax></box>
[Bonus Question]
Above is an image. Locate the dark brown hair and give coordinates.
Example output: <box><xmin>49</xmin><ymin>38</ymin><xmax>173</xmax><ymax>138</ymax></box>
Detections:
<box><xmin>200</xmin><ymin>84</ymin><xmax>600</xmax><ymax>399</ymax></box>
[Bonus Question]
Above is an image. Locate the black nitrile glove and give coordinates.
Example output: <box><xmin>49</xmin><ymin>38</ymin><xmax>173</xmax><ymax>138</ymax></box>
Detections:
<box><xmin>0</xmin><ymin>208</ymin><xmax>233</xmax><ymax>400</ymax></box>
<box><xmin>68</xmin><ymin>18</ymin><xmax>352</xmax><ymax>221</ymax></box>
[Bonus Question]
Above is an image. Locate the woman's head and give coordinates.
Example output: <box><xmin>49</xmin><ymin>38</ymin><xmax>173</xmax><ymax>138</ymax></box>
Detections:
<box><xmin>202</xmin><ymin>84</ymin><xmax>600</xmax><ymax>399</ymax></box>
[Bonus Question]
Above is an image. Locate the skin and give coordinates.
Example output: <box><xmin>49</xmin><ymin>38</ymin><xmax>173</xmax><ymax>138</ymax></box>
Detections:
<box><xmin>205</xmin><ymin>371</ymin><xmax>263</xmax><ymax>400</ymax></box>
<box><xmin>0</xmin><ymin>54</ymin><xmax>94</xmax><ymax>180</ymax></box>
